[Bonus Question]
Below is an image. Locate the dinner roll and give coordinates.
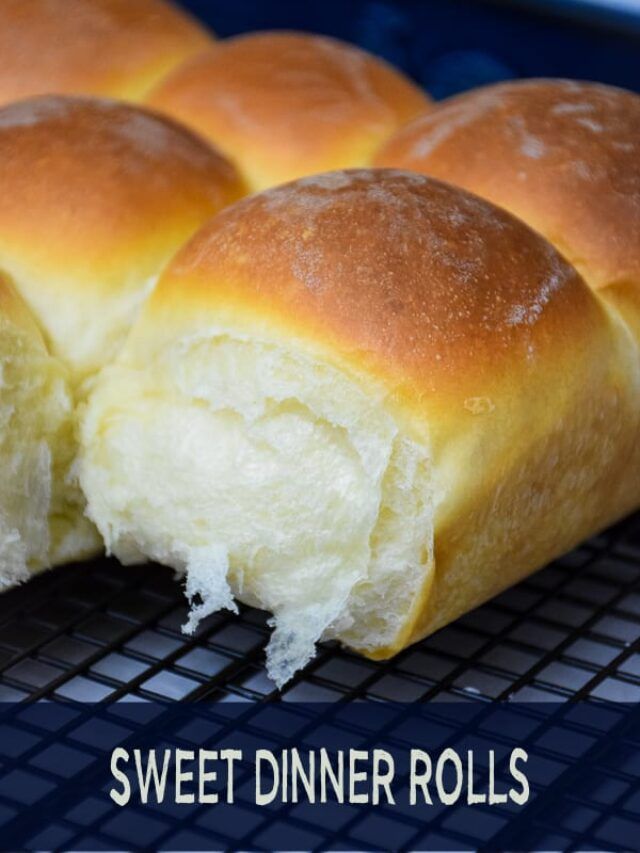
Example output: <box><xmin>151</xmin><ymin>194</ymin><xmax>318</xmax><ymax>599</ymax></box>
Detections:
<box><xmin>146</xmin><ymin>31</ymin><xmax>431</xmax><ymax>191</ymax></box>
<box><xmin>80</xmin><ymin>170</ymin><xmax>640</xmax><ymax>685</ymax></box>
<box><xmin>375</xmin><ymin>79</ymin><xmax>640</xmax><ymax>335</ymax></box>
<box><xmin>0</xmin><ymin>95</ymin><xmax>244</xmax><ymax>382</ymax></box>
<box><xmin>0</xmin><ymin>274</ymin><xmax>98</xmax><ymax>587</ymax></box>
<box><xmin>0</xmin><ymin>0</ymin><xmax>213</xmax><ymax>107</ymax></box>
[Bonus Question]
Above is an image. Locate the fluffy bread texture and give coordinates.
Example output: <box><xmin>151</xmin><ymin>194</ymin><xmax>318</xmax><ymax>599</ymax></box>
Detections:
<box><xmin>375</xmin><ymin>79</ymin><xmax>640</xmax><ymax>336</ymax></box>
<box><xmin>80</xmin><ymin>170</ymin><xmax>640</xmax><ymax>684</ymax></box>
<box><xmin>0</xmin><ymin>274</ymin><xmax>98</xmax><ymax>588</ymax></box>
<box><xmin>146</xmin><ymin>31</ymin><xmax>431</xmax><ymax>191</ymax></box>
<box><xmin>0</xmin><ymin>95</ymin><xmax>244</xmax><ymax>382</ymax></box>
<box><xmin>0</xmin><ymin>0</ymin><xmax>213</xmax><ymax>106</ymax></box>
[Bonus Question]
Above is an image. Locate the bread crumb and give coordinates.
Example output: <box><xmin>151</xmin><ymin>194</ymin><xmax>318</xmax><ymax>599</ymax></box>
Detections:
<box><xmin>464</xmin><ymin>397</ymin><xmax>495</xmax><ymax>414</ymax></box>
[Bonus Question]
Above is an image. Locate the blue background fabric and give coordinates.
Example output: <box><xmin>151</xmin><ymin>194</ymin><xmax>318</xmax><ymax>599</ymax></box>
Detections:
<box><xmin>180</xmin><ymin>0</ymin><xmax>640</xmax><ymax>97</ymax></box>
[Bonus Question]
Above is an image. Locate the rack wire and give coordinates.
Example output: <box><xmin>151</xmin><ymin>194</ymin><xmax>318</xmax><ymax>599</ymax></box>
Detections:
<box><xmin>0</xmin><ymin>513</ymin><xmax>638</xmax><ymax>849</ymax></box>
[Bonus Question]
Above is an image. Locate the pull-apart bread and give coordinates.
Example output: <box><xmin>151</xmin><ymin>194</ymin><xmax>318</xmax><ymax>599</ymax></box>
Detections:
<box><xmin>79</xmin><ymin>170</ymin><xmax>640</xmax><ymax>684</ymax></box>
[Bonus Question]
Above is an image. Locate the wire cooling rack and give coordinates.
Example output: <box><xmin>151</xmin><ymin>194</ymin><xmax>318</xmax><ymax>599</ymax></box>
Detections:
<box><xmin>0</xmin><ymin>514</ymin><xmax>638</xmax><ymax>850</ymax></box>
<box><xmin>0</xmin><ymin>513</ymin><xmax>638</xmax><ymax>704</ymax></box>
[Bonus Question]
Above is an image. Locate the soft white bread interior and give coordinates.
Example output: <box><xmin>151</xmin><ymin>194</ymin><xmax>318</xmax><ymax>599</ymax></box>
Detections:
<box><xmin>146</xmin><ymin>31</ymin><xmax>431</xmax><ymax>191</ymax></box>
<box><xmin>0</xmin><ymin>95</ymin><xmax>244</xmax><ymax>384</ymax></box>
<box><xmin>0</xmin><ymin>274</ymin><xmax>98</xmax><ymax>587</ymax></box>
<box><xmin>0</xmin><ymin>0</ymin><xmax>213</xmax><ymax>107</ymax></box>
<box><xmin>79</xmin><ymin>170</ymin><xmax>640</xmax><ymax>684</ymax></box>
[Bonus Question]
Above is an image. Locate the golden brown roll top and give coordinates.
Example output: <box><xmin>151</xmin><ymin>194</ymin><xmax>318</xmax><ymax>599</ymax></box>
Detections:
<box><xmin>0</xmin><ymin>0</ymin><xmax>213</xmax><ymax>106</ymax></box>
<box><xmin>146</xmin><ymin>31</ymin><xmax>431</xmax><ymax>191</ymax></box>
<box><xmin>145</xmin><ymin>171</ymin><xmax>599</xmax><ymax>405</ymax></box>
<box><xmin>0</xmin><ymin>95</ymin><xmax>244</xmax><ymax>380</ymax></box>
<box><xmin>80</xmin><ymin>171</ymin><xmax>640</xmax><ymax>681</ymax></box>
<box><xmin>375</xmin><ymin>79</ymin><xmax>640</xmax><ymax>338</ymax></box>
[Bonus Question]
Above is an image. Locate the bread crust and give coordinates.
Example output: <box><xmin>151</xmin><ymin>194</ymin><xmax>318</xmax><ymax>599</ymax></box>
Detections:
<box><xmin>0</xmin><ymin>95</ymin><xmax>244</xmax><ymax>375</ymax></box>
<box><xmin>375</xmin><ymin>80</ymin><xmax>640</xmax><ymax>330</ymax></box>
<box><xmin>0</xmin><ymin>96</ymin><xmax>242</xmax><ymax>277</ymax></box>
<box><xmin>147</xmin><ymin>32</ymin><xmax>431</xmax><ymax>190</ymax></box>
<box><xmin>0</xmin><ymin>0</ymin><xmax>213</xmax><ymax>105</ymax></box>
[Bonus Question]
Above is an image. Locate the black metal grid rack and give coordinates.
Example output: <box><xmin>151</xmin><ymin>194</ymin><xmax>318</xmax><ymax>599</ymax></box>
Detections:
<box><xmin>0</xmin><ymin>513</ymin><xmax>639</xmax><ymax>705</ymax></box>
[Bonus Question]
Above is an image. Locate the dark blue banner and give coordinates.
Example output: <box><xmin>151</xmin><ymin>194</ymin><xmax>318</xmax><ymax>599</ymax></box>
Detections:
<box><xmin>0</xmin><ymin>701</ymin><xmax>638</xmax><ymax>850</ymax></box>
